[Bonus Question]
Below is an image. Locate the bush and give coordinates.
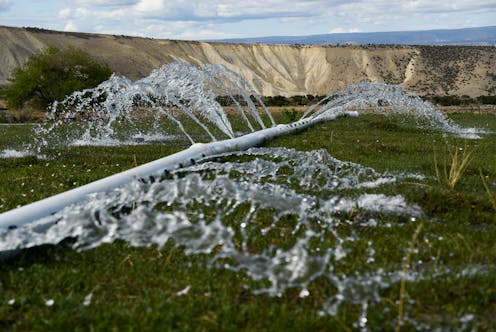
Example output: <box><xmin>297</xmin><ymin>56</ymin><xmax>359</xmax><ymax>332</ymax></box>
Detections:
<box><xmin>0</xmin><ymin>46</ymin><xmax>111</xmax><ymax>109</ymax></box>
<box><xmin>476</xmin><ymin>95</ymin><xmax>496</xmax><ymax>105</ymax></box>
<box><xmin>424</xmin><ymin>95</ymin><xmax>496</xmax><ymax>106</ymax></box>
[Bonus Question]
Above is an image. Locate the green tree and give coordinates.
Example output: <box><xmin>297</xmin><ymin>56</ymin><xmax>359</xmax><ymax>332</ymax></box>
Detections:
<box><xmin>1</xmin><ymin>46</ymin><xmax>111</xmax><ymax>109</ymax></box>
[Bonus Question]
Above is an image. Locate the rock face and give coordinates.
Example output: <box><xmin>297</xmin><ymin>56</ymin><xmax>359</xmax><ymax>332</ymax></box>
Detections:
<box><xmin>1</xmin><ymin>26</ymin><xmax>495</xmax><ymax>97</ymax></box>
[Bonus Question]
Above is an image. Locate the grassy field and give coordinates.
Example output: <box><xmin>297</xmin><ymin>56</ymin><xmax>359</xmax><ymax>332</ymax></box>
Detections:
<box><xmin>0</xmin><ymin>112</ymin><xmax>495</xmax><ymax>331</ymax></box>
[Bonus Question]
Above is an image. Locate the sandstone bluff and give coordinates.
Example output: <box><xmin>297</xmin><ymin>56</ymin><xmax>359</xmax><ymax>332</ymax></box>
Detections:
<box><xmin>1</xmin><ymin>26</ymin><xmax>494</xmax><ymax>97</ymax></box>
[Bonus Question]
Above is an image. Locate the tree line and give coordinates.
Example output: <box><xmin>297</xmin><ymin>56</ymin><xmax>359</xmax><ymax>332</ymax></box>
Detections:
<box><xmin>217</xmin><ymin>94</ymin><xmax>496</xmax><ymax>107</ymax></box>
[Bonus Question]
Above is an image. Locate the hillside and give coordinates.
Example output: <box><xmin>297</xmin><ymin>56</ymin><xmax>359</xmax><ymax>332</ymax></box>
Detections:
<box><xmin>0</xmin><ymin>26</ymin><xmax>495</xmax><ymax>97</ymax></box>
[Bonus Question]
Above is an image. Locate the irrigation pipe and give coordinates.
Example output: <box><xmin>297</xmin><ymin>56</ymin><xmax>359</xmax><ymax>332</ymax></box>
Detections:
<box><xmin>0</xmin><ymin>111</ymin><xmax>358</xmax><ymax>231</ymax></box>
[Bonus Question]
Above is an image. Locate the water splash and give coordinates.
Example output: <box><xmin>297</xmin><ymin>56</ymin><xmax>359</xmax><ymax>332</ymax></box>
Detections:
<box><xmin>0</xmin><ymin>62</ymin><xmax>489</xmax><ymax>329</ymax></box>
<box><xmin>0</xmin><ymin>149</ymin><xmax>33</xmax><ymax>159</ymax></box>
<box><xmin>0</xmin><ymin>143</ymin><xmax>491</xmax><ymax>329</ymax></box>
<box><xmin>1</xmin><ymin>63</ymin><xmax>483</xmax><ymax>159</ymax></box>
<box><xmin>303</xmin><ymin>81</ymin><xmax>483</xmax><ymax>138</ymax></box>
<box><xmin>0</xmin><ymin>147</ymin><xmax>426</xmax><ymax>325</ymax></box>
<box><xmin>33</xmin><ymin>61</ymin><xmax>271</xmax><ymax>151</ymax></box>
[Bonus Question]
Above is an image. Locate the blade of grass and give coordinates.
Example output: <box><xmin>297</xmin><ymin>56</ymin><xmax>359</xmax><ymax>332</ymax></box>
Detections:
<box><xmin>433</xmin><ymin>147</ymin><xmax>441</xmax><ymax>184</ymax></box>
<box><xmin>396</xmin><ymin>223</ymin><xmax>423</xmax><ymax>332</ymax></box>
<box><xmin>434</xmin><ymin>143</ymin><xmax>473</xmax><ymax>190</ymax></box>
<box><xmin>447</xmin><ymin>147</ymin><xmax>472</xmax><ymax>189</ymax></box>
<box><xmin>480</xmin><ymin>169</ymin><xmax>496</xmax><ymax>212</ymax></box>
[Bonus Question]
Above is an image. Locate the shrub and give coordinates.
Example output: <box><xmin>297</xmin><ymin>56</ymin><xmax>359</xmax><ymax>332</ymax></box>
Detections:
<box><xmin>476</xmin><ymin>95</ymin><xmax>496</xmax><ymax>105</ymax></box>
<box><xmin>0</xmin><ymin>46</ymin><xmax>111</xmax><ymax>109</ymax></box>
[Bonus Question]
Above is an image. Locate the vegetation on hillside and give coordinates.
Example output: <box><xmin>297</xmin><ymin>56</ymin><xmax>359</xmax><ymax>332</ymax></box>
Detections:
<box><xmin>216</xmin><ymin>94</ymin><xmax>496</xmax><ymax>107</ymax></box>
<box><xmin>0</xmin><ymin>46</ymin><xmax>111</xmax><ymax>110</ymax></box>
<box><xmin>426</xmin><ymin>94</ymin><xmax>496</xmax><ymax>106</ymax></box>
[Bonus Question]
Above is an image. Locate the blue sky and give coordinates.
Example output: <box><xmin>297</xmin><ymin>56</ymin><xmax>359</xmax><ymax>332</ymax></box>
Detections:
<box><xmin>0</xmin><ymin>0</ymin><xmax>495</xmax><ymax>40</ymax></box>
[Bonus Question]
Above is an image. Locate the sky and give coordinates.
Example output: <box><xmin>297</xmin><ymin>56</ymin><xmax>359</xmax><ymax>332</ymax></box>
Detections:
<box><xmin>0</xmin><ymin>0</ymin><xmax>495</xmax><ymax>40</ymax></box>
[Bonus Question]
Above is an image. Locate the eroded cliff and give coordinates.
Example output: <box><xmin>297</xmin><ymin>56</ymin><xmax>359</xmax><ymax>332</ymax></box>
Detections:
<box><xmin>1</xmin><ymin>26</ymin><xmax>494</xmax><ymax>97</ymax></box>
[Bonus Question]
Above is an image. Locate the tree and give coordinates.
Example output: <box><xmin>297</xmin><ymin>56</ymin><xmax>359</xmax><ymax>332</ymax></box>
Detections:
<box><xmin>1</xmin><ymin>46</ymin><xmax>112</xmax><ymax>109</ymax></box>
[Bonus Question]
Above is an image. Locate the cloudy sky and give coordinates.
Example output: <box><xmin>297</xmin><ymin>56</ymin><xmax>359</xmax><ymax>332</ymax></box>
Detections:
<box><xmin>0</xmin><ymin>0</ymin><xmax>494</xmax><ymax>40</ymax></box>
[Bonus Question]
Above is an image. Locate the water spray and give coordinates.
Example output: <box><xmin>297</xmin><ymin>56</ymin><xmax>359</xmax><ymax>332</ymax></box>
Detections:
<box><xmin>0</xmin><ymin>62</ymin><xmax>481</xmax><ymax>231</ymax></box>
<box><xmin>0</xmin><ymin>62</ymin><xmax>487</xmax><ymax>329</ymax></box>
<box><xmin>0</xmin><ymin>110</ymin><xmax>357</xmax><ymax>230</ymax></box>
<box><xmin>0</xmin><ymin>62</ymin><xmax>476</xmax><ymax>229</ymax></box>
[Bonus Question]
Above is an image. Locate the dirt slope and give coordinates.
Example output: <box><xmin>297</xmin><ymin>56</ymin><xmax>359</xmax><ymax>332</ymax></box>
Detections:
<box><xmin>1</xmin><ymin>26</ymin><xmax>494</xmax><ymax>97</ymax></box>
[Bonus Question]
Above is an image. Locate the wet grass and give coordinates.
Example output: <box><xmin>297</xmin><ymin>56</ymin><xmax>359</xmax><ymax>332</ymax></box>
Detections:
<box><xmin>0</xmin><ymin>144</ymin><xmax>185</xmax><ymax>212</ymax></box>
<box><xmin>1</xmin><ymin>113</ymin><xmax>496</xmax><ymax>330</ymax></box>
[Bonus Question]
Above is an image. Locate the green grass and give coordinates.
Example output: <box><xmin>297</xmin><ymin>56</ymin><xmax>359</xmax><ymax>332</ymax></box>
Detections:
<box><xmin>1</xmin><ymin>113</ymin><xmax>496</xmax><ymax>330</ymax></box>
<box><xmin>0</xmin><ymin>144</ymin><xmax>186</xmax><ymax>212</ymax></box>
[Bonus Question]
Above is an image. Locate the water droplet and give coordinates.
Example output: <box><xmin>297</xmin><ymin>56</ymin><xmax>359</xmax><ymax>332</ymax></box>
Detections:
<box><xmin>83</xmin><ymin>292</ymin><xmax>93</xmax><ymax>306</ymax></box>
<box><xmin>174</xmin><ymin>286</ymin><xmax>191</xmax><ymax>296</ymax></box>
<box><xmin>299</xmin><ymin>289</ymin><xmax>310</xmax><ymax>298</ymax></box>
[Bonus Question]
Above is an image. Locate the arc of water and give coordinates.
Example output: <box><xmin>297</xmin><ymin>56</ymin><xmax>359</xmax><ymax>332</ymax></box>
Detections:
<box><xmin>165</xmin><ymin>94</ymin><xmax>219</xmax><ymax>141</ymax></box>
<box><xmin>206</xmin><ymin>64</ymin><xmax>266</xmax><ymax>130</ymax></box>
<box><xmin>194</xmin><ymin>88</ymin><xmax>237</xmax><ymax>137</ymax></box>
<box><xmin>34</xmin><ymin>75</ymin><xmax>141</xmax><ymax>149</ymax></box>
<box><xmin>319</xmin><ymin>92</ymin><xmax>387</xmax><ymax>120</ymax></box>
<box><xmin>216</xmin><ymin>66</ymin><xmax>276</xmax><ymax>127</ymax></box>
<box><xmin>307</xmin><ymin>95</ymin><xmax>359</xmax><ymax>120</ymax></box>
<box><xmin>155</xmin><ymin>106</ymin><xmax>195</xmax><ymax>145</ymax></box>
<box><xmin>302</xmin><ymin>82</ymin><xmax>379</xmax><ymax>120</ymax></box>
<box><xmin>302</xmin><ymin>81</ymin><xmax>457</xmax><ymax>133</ymax></box>
<box><xmin>201</xmin><ymin>67</ymin><xmax>256</xmax><ymax>133</ymax></box>
<box><xmin>162</xmin><ymin>63</ymin><xmax>235</xmax><ymax>139</ymax></box>
<box><xmin>208</xmin><ymin>64</ymin><xmax>275</xmax><ymax>129</ymax></box>
<box><xmin>35</xmin><ymin>62</ymin><xmax>284</xmax><ymax>151</ymax></box>
<box><xmin>300</xmin><ymin>93</ymin><xmax>334</xmax><ymax>120</ymax></box>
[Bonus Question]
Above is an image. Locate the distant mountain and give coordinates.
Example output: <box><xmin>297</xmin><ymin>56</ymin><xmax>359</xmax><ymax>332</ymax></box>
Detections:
<box><xmin>215</xmin><ymin>26</ymin><xmax>496</xmax><ymax>46</ymax></box>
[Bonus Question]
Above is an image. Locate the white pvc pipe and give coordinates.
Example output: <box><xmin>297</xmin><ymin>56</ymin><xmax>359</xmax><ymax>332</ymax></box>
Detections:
<box><xmin>0</xmin><ymin>111</ymin><xmax>358</xmax><ymax>231</ymax></box>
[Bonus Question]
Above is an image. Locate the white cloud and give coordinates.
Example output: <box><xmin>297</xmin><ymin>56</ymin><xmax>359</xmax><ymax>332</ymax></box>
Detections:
<box><xmin>58</xmin><ymin>8</ymin><xmax>72</xmax><ymax>19</ymax></box>
<box><xmin>181</xmin><ymin>29</ymin><xmax>240</xmax><ymax>40</ymax></box>
<box><xmin>329</xmin><ymin>27</ymin><xmax>362</xmax><ymax>34</ymax></box>
<box><xmin>75</xmin><ymin>7</ymin><xmax>92</xmax><ymax>19</ymax></box>
<box><xmin>135</xmin><ymin>0</ymin><xmax>166</xmax><ymax>13</ymax></box>
<box><xmin>131</xmin><ymin>0</ymin><xmax>321</xmax><ymax>20</ymax></box>
<box><xmin>9</xmin><ymin>0</ymin><xmax>494</xmax><ymax>40</ymax></box>
<box><xmin>143</xmin><ymin>21</ymin><xmax>233</xmax><ymax>40</ymax></box>
<box><xmin>0</xmin><ymin>0</ymin><xmax>12</xmax><ymax>11</ymax></box>
<box><xmin>55</xmin><ymin>1</ymin><xmax>496</xmax><ymax>24</ymax></box>
<box><xmin>70</xmin><ymin>0</ymin><xmax>138</xmax><ymax>6</ymax></box>
<box><xmin>125</xmin><ymin>1</ymin><xmax>496</xmax><ymax>27</ymax></box>
<box><xmin>64</xmin><ymin>21</ymin><xmax>78</xmax><ymax>32</ymax></box>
